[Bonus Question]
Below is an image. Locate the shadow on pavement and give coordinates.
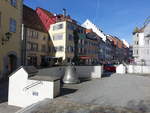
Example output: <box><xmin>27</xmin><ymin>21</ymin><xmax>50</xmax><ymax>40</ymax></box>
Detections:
<box><xmin>60</xmin><ymin>88</ymin><xmax>77</xmax><ymax>96</ymax></box>
<box><xmin>102</xmin><ymin>71</ymin><xmax>115</xmax><ymax>78</ymax></box>
<box><xmin>79</xmin><ymin>78</ymin><xmax>91</xmax><ymax>83</ymax></box>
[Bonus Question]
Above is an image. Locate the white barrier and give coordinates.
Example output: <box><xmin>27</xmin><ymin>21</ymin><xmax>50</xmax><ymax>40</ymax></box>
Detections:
<box><xmin>116</xmin><ymin>64</ymin><xmax>126</xmax><ymax>74</ymax></box>
<box><xmin>127</xmin><ymin>65</ymin><xmax>150</xmax><ymax>74</ymax></box>
<box><xmin>76</xmin><ymin>66</ymin><xmax>103</xmax><ymax>79</ymax></box>
<box><xmin>41</xmin><ymin>66</ymin><xmax>103</xmax><ymax>79</ymax></box>
<box><xmin>116</xmin><ymin>64</ymin><xmax>150</xmax><ymax>74</ymax></box>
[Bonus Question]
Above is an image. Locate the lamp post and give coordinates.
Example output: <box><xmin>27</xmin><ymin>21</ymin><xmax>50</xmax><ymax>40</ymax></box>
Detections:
<box><xmin>1</xmin><ymin>32</ymin><xmax>12</xmax><ymax>45</ymax></box>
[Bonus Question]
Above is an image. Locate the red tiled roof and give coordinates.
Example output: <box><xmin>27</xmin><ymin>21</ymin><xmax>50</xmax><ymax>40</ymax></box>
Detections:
<box><xmin>117</xmin><ymin>40</ymin><xmax>123</xmax><ymax>48</ymax></box>
<box><xmin>107</xmin><ymin>35</ymin><xmax>124</xmax><ymax>48</ymax></box>
<box><xmin>36</xmin><ymin>7</ymin><xmax>77</xmax><ymax>25</ymax></box>
<box><xmin>107</xmin><ymin>36</ymin><xmax>117</xmax><ymax>46</ymax></box>
<box><xmin>36</xmin><ymin>7</ymin><xmax>54</xmax><ymax>18</ymax></box>
<box><xmin>23</xmin><ymin>5</ymin><xmax>47</xmax><ymax>32</ymax></box>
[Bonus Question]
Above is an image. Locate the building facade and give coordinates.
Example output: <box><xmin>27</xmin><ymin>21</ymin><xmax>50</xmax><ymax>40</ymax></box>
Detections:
<box><xmin>83</xmin><ymin>30</ymin><xmax>98</xmax><ymax>65</ymax></box>
<box><xmin>0</xmin><ymin>0</ymin><xmax>22</xmax><ymax>79</ymax></box>
<box><xmin>82</xmin><ymin>19</ymin><xmax>106</xmax><ymax>41</ymax></box>
<box><xmin>49</xmin><ymin>20</ymin><xmax>87</xmax><ymax>63</ymax></box>
<box><xmin>22</xmin><ymin>5</ymin><xmax>53</xmax><ymax>68</ymax></box>
<box><xmin>133</xmin><ymin>23</ymin><xmax>150</xmax><ymax>65</ymax></box>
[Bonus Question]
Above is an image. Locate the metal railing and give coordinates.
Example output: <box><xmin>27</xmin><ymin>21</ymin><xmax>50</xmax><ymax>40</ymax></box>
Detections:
<box><xmin>23</xmin><ymin>81</ymin><xmax>43</xmax><ymax>91</ymax></box>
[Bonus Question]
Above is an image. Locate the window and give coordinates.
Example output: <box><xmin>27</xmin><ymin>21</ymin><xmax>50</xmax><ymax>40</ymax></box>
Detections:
<box><xmin>27</xmin><ymin>30</ymin><xmax>39</xmax><ymax>39</ymax></box>
<box><xmin>27</xmin><ymin>42</ymin><xmax>38</xmax><ymax>51</ymax></box>
<box><xmin>134</xmin><ymin>41</ymin><xmax>139</xmax><ymax>45</ymax></box>
<box><xmin>27</xmin><ymin>42</ymin><xmax>31</xmax><ymax>51</ymax></box>
<box><xmin>68</xmin><ymin>24</ymin><xmax>74</xmax><ymax>30</ymax></box>
<box><xmin>145</xmin><ymin>40</ymin><xmax>150</xmax><ymax>45</ymax></box>
<box><xmin>43</xmin><ymin>36</ymin><xmax>46</xmax><ymax>40</ymax></box>
<box><xmin>41</xmin><ymin>45</ymin><xmax>46</xmax><ymax>52</ymax></box>
<box><xmin>53</xmin><ymin>24</ymin><xmax>63</xmax><ymax>30</ymax></box>
<box><xmin>9</xmin><ymin>18</ymin><xmax>16</xmax><ymax>32</ymax></box>
<box><xmin>33</xmin><ymin>43</ymin><xmax>38</xmax><ymax>51</ymax></box>
<box><xmin>134</xmin><ymin>49</ymin><xmax>138</xmax><ymax>55</ymax></box>
<box><xmin>35</xmin><ymin>32</ymin><xmax>38</xmax><ymax>38</ymax></box>
<box><xmin>53</xmin><ymin>34</ymin><xmax>63</xmax><ymax>40</ymax></box>
<box><xmin>68</xmin><ymin>34</ymin><xmax>73</xmax><ymax>40</ymax></box>
<box><xmin>79</xmin><ymin>39</ymin><xmax>81</xmax><ymax>44</ymax></box>
<box><xmin>10</xmin><ymin>0</ymin><xmax>17</xmax><ymax>7</ymax></box>
<box><xmin>78</xmin><ymin>28</ymin><xmax>84</xmax><ymax>33</ymax></box>
<box><xmin>55</xmin><ymin>46</ymin><xmax>64</xmax><ymax>52</ymax></box>
<box><xmin>67</xmin><ymin>46</ymin><xmax>74</xmax><ymax>53</ymax></box>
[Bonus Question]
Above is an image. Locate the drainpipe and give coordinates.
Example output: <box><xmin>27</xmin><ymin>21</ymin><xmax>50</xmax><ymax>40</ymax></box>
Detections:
<box><xmin>21</xmin><ymin>24</ymin><xmax>25</xmax><ymax>66</ymax></box>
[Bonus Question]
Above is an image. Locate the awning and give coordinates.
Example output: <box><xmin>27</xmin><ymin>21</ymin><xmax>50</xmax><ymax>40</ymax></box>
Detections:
<box><xmin>80</xmin><ymin>56</ymin><xmax>91</xmax><ymax>59</ymax></box>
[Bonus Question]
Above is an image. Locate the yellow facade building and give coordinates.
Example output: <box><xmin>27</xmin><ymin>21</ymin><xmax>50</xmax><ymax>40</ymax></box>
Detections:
<box><xmin>0</xmin><ymin>0</ymin><xmax>22</xmax><ymax>79</ymax></box>
<box><xmin>49</xmin><ymin>20</ymin><xmax>86</xmax><ymax>64</ymax></box>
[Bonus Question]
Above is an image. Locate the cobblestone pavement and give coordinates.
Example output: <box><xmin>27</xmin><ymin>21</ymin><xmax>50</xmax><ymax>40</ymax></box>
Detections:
<box><xmin>17</xmin><ymin>74</ymin><xmax>150</xmax><ymax>113</ymax></box>
<box><xmin>0</xmin><ymin>81</ymin><xmax>21</xmax><ymax>113</ymax></box>
<box><xmin>17</xmin><ymin>98</ymin><xmax>141</xmax><ymax>113</ymax></box>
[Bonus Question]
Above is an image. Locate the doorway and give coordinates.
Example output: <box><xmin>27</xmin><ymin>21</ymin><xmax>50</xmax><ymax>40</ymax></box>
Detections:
<box><xmin>8</xmin><ymin>54</ymin><xmax>17</xmax><ymax>73</ymax></box>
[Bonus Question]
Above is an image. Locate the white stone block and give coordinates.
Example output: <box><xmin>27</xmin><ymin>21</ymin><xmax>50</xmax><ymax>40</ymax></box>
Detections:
<box><xmin>116</xmin><ymin>64</ymin><xmax>126</xmax><ymax>74</ymax></box>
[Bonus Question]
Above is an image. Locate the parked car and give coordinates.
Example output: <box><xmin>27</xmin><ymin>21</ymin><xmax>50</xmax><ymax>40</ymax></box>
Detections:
<box><xmin>103</xmin><ymin>64</ymin><xmax>116</xmax><ymax>72</ymax></box>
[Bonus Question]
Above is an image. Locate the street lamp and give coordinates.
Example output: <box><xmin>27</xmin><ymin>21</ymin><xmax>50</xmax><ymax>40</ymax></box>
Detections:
<box><xmin>1</xmin><ymin>32</ymin><xmax>12</xmax><ymax>45</ymax></box>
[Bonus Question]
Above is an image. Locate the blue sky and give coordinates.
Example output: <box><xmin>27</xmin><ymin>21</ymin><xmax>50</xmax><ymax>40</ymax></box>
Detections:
<box><xmin>24</xmin><ymin>0</ymin><xmax>150</xmax><ymax>44</ymax></box>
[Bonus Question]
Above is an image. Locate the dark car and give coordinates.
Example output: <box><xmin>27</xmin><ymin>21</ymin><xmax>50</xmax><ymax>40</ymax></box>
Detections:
<box><xmin>103</xmin><ymin>64</ymin><xmax>116</xmax><ymax>72</ymax></box>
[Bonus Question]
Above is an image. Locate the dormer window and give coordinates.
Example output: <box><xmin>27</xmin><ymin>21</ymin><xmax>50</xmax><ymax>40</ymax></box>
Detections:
<box><xmin>10</xmin><ymin>0</ymin><xmax>17</xmax><ymax>7</ymax></box>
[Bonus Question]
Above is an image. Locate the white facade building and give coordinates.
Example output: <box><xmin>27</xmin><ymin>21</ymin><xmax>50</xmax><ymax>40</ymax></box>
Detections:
<box><xmin>133</xmin><ymin>23</ymin><xmax>150</xmax><ymax>65</ymax></box>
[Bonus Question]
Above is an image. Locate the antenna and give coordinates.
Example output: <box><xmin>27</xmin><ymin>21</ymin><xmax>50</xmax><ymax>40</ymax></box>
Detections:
<box><xmin>62</xmin><ymin>8</ymin><xmax>67</xmax><ymax>17</ymax></box>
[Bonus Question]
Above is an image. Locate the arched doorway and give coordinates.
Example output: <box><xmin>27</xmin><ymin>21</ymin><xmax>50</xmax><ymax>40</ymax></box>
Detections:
<box><xmin>8</xmin><ymin>54</ymin><xmax>17</xmax><ymax>74</ymax></box>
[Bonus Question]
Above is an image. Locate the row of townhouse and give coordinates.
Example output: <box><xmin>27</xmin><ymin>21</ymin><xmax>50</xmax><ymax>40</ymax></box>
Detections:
<box><xmin>0</xmin><ymin>2</ymin><xmax>130</xmax><ymax>79</ymax></box>
<box><xmin>0</xmin><ymin>3</ymin><xmax>99</xmax><ymax>79</ymax></box>
<box><xmin>82</xmin><ymin>20</ymin><xmax>130</xmax><ymax>64</ymax></box>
